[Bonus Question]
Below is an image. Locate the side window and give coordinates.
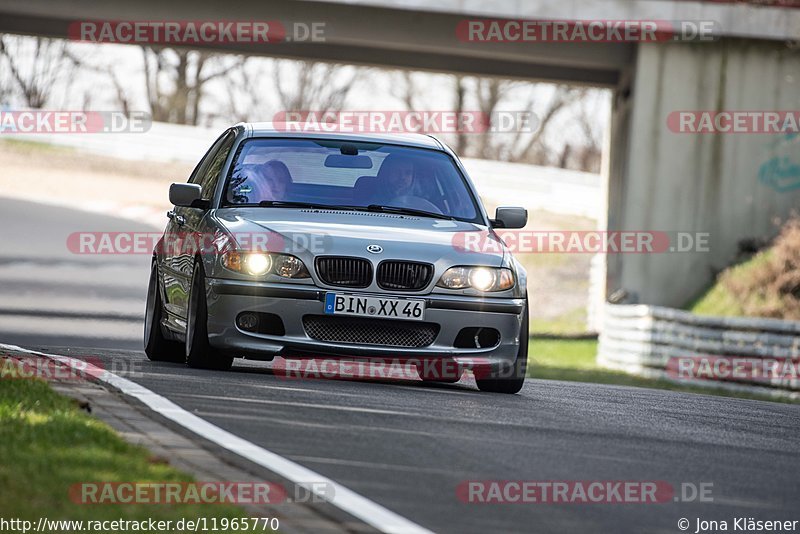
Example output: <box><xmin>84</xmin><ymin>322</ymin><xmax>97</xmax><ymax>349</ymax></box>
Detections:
<box><xmin>198</xmin><ymin>131</ymin><xmax>236</xmax><ymax>200</ymax></box>
<box><xmin>189</xmin><ymin>132</ymin><xmax>227</xmax><ymax>185</ymax></box>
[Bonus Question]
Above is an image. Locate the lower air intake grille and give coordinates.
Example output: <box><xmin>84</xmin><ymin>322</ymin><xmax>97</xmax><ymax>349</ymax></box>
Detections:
<box><xmin>302</xmin><ymin>315</ymin><xmax>439</xmax><ymax>348</ymax></box>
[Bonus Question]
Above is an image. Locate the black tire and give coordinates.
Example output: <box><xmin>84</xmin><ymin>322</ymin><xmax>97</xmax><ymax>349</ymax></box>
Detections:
<box><xmin>185</xmin><ymin>262</ymin><xmax>233</xmax><ymax>371</ymax></box>
<box><xmin>475</xmin><ymin>299</ymin><xmax>528</xmax><ymax>394</ymax></box>
<box><xmin>144</xmin><ymin>261</ymin><xmax>185</xmax><ymax>362</ymax></box>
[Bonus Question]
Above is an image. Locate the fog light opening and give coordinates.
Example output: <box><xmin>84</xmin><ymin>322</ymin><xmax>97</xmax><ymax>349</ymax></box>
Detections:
<box><xmin>237</xmin><ymin>312</ymin><xmax>259</xmax><ymax>331</ymax></box>
<box><xmin>454</xmin><ymin>327</ymin><xmax>501</xmax><ymax>349</ymax></box>
<box><xmin>476</xmin><ymin>328</ymin><xmax>500</xmax><ymax>348</ymax></box>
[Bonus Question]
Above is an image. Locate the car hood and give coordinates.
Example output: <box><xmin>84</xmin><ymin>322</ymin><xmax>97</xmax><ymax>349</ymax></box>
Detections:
<box><xmin>213</xmin><ymin>207</ymin><xmax>506</xmax><ymax>267</ymax></box>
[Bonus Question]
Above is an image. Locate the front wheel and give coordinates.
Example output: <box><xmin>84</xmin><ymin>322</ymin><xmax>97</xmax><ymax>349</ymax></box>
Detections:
<box><xmin>185</xmin><ymin>262</ymin><xmax>233</xmax><ymax>371</ymax></box>
<box><xmin>475</xmin><ymin>299</ymin><xmax>528</xmax><ymax>394</ymax></box>
<box><xmin>144</xmin><ymin>261</ymin><xmax>185</xmax><ymax>363</ymax></box>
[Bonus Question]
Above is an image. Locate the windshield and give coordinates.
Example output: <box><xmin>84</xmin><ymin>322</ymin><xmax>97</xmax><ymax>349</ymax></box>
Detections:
<box><xmin>221</xmin><ymin>138</ymin><xmax>482</xmax><ymax>222</ymax></box>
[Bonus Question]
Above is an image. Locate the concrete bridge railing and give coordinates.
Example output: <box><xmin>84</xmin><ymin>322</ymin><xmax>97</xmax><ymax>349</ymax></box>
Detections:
<box><xmin>598</xmin><ymin>304</ymin><xmax>800</xmax><ymax>400</ymax></box>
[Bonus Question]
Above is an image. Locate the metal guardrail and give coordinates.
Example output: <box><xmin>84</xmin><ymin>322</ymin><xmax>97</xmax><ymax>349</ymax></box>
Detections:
<box><xmin>598</xmin><ymin>304</ymin><xmax>800</xmax><ymax>400</ymax></box>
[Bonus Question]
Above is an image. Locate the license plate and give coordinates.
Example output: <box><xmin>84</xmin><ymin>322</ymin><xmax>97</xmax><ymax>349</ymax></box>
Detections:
<box><xmin>324</xmin><ymin>293</ymin><xmax>426</xmax><ymax>321</ymax></box>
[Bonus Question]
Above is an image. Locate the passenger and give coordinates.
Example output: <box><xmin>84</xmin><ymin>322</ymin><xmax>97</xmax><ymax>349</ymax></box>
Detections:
<box><xmin>260</xmin><ymin>160</ymin><xmax>293</xmax><ymax>201</ymax></box>
<box><xmin>227</xmin><ymin>164</ymin><xmax>269</xmax><ymax>204</ymax></box>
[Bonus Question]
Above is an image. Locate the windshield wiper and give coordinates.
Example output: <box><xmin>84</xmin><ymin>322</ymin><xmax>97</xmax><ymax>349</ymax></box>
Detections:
<box><xmin>258</xmin><ymin>200</ymin><xmax>356</xmax><ymax>210</ymax></box>
<box><xmin>255</xmin><ymin>201</ymin><xmax>455</xmax><ymax>221</ymax></box>
<box><xmin>366</xmin><ymin>204</ymin><xmax>454</xmax><ymax>221</ymax></box>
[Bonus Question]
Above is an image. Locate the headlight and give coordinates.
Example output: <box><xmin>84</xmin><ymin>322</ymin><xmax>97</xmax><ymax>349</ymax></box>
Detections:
<box><xmin>437</xmin><ymin>266</ymin><xmax>514</xmax><ymax>292</ymax></box>
<box><xmin>273</xmin><ymin>254</ymin><xmax>308</xmax><ymax>278</ymax></box>
<box><xmin>222</xmin><ymin>251</ymin><xmax>309</xmax><ymax>278</ymax></box>
<box><xmin>245</xmin><ymin>253</ymin><xmax>272</xmax><ymax>275</ymax></box>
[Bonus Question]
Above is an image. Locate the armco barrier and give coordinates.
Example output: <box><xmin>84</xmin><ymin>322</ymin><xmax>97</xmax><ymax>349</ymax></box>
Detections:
<box><xmin>598</xmin><ymin>304</ymin><xmax>800</xmax><ymax>400</ymax></box>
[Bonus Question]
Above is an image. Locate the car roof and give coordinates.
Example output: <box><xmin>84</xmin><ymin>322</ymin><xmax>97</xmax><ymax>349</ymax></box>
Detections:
<box><xmin>242</xmin><ymin>122</ymin><xmax>444</xmax><ymax>150</ymax></box>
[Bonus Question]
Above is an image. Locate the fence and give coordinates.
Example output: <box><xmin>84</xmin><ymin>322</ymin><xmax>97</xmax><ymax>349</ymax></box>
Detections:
<box><xmin>598</xmin><ymin>304</ymin><xmax>800</xmax><ymax>400</ymax></box>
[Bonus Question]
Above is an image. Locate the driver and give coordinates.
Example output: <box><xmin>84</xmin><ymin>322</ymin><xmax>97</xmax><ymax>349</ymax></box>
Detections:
<box><xmin>377</xmin><ymin>156</ymin><xmax>417</xmax><ymax>203</ymax></box>
<box><xmin>376</xmin><ymin>156</ymin><xmax>442</xmax><ymax>214</ymax></box>
<box><xmin>385</xmin><ymin>159</ymin><xmax>416</xmax><ymax>194</ymax></box>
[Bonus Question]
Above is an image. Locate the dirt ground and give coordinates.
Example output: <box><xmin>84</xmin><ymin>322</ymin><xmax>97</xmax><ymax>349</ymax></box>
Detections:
<box><xmin>481</xmin><ymin>198</ymin><xmax>596</xmax><ymax>332</ymax></box>
<box><xmin>0</xmin><ymin>139</ymin><xmax>192</xmax><ymax>225</ymax></box>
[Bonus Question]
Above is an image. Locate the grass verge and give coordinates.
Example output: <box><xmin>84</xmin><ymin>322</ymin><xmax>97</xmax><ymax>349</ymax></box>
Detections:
<box><xmin>527</xmin><ymin>339</ymin><xmax>798</xmax><ymax>404</ymax></box>
<box><xmin>0</xmin><ymin>378</ymin><xmax>247</xmax><ymax>522</ymax></box>
<box><xmin>530</xmin><ymin>306</ymin><xmax>588</xmax><ymax>335</ymax></box>
<box><xmin>689</xmin><ymin>250</ymin><xmax>773</xmax><ymax>317</ymax></box>
<box><xmin>689</xmin><ymin>217</ymin><xmax>800</xmax><ymax>320</ymax></box>
<box><xmin>0</xmin><ymin>137</ymin><xmax>77</xmax><ymax>154</ymax></box>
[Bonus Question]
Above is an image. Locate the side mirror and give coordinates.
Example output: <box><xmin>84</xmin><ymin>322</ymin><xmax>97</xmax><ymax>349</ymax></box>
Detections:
<box><xmin>169</xmin><ymin>183</ymin><xmax>202</xmax><ymax>207</ymax></box>
<box><xmin>492</xmin><ymin>207</ymin><xmax>527</xmax><ymax>229</ymax></box>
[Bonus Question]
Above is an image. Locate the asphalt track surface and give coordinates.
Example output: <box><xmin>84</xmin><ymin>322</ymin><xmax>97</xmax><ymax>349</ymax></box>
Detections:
<box><xmin>2</xmin><ymin>198</ymin><xmax>799</xmax><ymax>533</ymax></box>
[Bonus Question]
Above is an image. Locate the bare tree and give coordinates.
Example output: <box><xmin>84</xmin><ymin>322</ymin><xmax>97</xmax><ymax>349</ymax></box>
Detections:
<box><xmin>452</xmin><ymin>75</ymin><xmax>469</xmax><ymax>155</ymax></box>
<box><xmin>108</xmin><ymin>69</ymin><xmax>133</xmax><ymax>116</ymax></box>
<box><xmin>452</xmin><ymin>77</ymin><xmax>585</xmax><ymax>164</ymax></box>
<box><xmin>471</xmin><ymin>78</ymin><xmax>519</xmax><ymax>159</ymax></box>
<box><xmin>391</xmin><ymin>70</ymin><xmax>470</xmax><ymax>153</ymax></box>
<box><xmin>391</xmin><ymin>71</ymin><xmax>425</xmax><ymax>111</ymax></box>
<box><xmin>549</xmin><ymin>91</ymin><xmax>604</xmax><ymax>172</ymax></box>
<box><xmin>142</xmin><ymin>47</ymin><xmax>244</xmax><ymax>125</ymax></box>
<box><xmin>505</xmin><ymin>85</ymin><xmax>586</xmax><ymax>165</ymax></box>
<box><xmin>214</xmin><ymin>58</ymin><xmax>360</xmax><ymax>125</ymax></box>
<box><xmin>63</xmin><ymin>48</ymin><xmax>132</xmax><ymax>114</ymax></box>
<box><xmin>273</xmin><ymin>60</ymin><xmax>358</xmax><ymax>112</ymax></box>
<box><xmin>220</xmin><ymin>58</ymin><xmax>264</xmax><ymax>123</ymax></box>
<box><xmin>0</xmin><ymin>35</ymin><xmax>76</xmax><ymax>108</ymax></box>
<box><xmin>391</xmin><ymin>71</ymin><xmax>592</xmax><ymax>165</ymax></box>
<box><xmin>0</xmin><ymin>71</ymin><xmax>10</xmax><ymax>105</ymax></box>
<box><xmin>572</xmin><ymin>97</ymin><xmax>603</xmax><ymax>172</ymax></box>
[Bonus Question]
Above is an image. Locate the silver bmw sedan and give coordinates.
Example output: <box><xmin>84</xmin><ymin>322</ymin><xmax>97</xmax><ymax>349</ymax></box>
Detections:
<box><xmin>144</xmin><ymin>123</ymin><xmax>529</xmax><ymax>393</ymax></box>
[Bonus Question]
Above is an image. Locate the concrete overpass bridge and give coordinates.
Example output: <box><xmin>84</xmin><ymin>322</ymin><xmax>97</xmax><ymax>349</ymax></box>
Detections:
<box><xmin>2</xmin><ymin>0</ymin><xmax>799</xmax><ymax>312</ymax></box>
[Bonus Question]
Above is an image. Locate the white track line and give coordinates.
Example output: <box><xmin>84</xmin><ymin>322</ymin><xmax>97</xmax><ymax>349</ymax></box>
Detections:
<box><xmin>0</xmin><ymin>343</ymin><xmax>433</xmax><ymax>534</ymax></box>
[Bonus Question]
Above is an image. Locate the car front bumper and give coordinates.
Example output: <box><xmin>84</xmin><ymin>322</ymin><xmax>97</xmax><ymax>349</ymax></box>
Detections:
<box><xmin>205</xmin><ymin>278</ymin><xmax>526</xmax><ymax>368</ymax></box>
